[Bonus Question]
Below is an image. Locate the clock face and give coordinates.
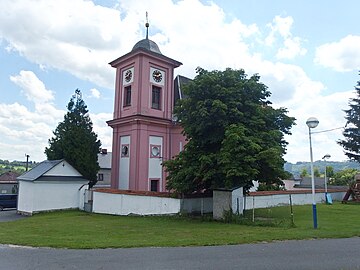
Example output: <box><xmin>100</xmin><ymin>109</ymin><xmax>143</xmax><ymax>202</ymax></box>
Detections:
<box><xmin>124</xmin><ymin>70</ymin><xmax>132</xmax><ymax>83</ymax></box>
<box><xmin>152</xmin><ymin>70</ymin><xmax>163</xmax><ymax>83</ymax></box>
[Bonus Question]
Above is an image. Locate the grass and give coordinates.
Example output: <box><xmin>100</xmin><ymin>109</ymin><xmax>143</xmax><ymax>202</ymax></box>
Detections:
<box><xmin>0</xmin><ymin>202</ymin><xmax>359</xmax><ymax>249</ymax></box>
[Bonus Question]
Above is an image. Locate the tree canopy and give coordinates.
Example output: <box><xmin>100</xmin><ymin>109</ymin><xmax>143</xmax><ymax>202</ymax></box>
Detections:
<box><xmin>45</xmin><ymin>89</ymin><xmax>101</xmax><ymax>188</ymax></box>
<box><xmin>164</xmin><ymin>68</ymin><xmax>295</xmax><ymax>194</ymax></box>
<box><xmin>338</xmin><ymin>72</ymin><xmax>360</xmax><ymax>162</ymax></box>
<box><xmin>328</xmin><ymin>168</ymin><xmax>358</xmax><ymax>186</ymax></box>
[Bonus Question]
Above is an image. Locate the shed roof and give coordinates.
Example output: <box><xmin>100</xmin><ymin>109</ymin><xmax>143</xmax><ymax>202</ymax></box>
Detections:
<box><xmin>17</xmin><ymin>160</ymin><xmax>64</xmax><ymax>181</ymax></box>
<box><xmin>17</xmin><ymin>159</ymin><xmax>87</xmax><ymax>183</ymax></box>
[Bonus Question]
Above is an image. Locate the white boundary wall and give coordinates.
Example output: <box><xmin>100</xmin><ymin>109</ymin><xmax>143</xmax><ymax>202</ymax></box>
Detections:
<box><xmin>92</xmin><ymin>190</ymin><xmax>347</xmax><ymax>216</ymax></box>
<box><xmin>245</xmin><ymin>191</ymin><xmax>346</xmax><ymax>210</ymax></box>
<box><xmin>93</xmin><ymin>191</ymin><xmax>181</xmax><ymax>215</ymax></box>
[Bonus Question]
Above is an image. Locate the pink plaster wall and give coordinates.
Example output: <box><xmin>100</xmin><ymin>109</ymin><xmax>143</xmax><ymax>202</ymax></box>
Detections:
<box><xmin>112</xmin><ymin>51</ymin><xmax>178</xmax><ymax>121</ymax></box>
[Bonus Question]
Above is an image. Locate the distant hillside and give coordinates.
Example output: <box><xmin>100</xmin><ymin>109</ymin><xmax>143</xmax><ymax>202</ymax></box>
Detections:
<box><xmin>0</xmin><ymin>159</ymin><xmax>37</xmax><ymax>175</ymax></box>
<box><xmin>285</xmin><ymin>160</ymin><xmax>360</xmax><ymax>178</ymax></box>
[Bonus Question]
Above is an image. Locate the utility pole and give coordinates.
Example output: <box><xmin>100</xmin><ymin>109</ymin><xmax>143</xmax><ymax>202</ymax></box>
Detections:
<box><xmin>25</xmin><ymin>154</ymin><xmax>30</xmax><ymax>171</ymax></box>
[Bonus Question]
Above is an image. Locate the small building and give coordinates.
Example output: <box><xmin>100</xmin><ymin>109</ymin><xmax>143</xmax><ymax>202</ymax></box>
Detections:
<box><xmin>213</xmin><ymin>187</ymin><xmax>244</xmax><ymax>220</ymax></box>
<box><xmin>17</xmin><ymin>159</ymin><xmax>88</xmax><ymax>215</ymax></box>
<box><xmin>0</xmin><ymin>171</ymin><xmax>20</xmax><ymax>194</ymax></box>
<box><xmin>96</xmin><ymin>149</ymin><xmax>112</xmax><ymax>188</ymax></box>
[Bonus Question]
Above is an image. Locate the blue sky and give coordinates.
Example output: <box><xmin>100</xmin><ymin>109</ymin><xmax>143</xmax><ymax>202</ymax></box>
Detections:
<box><xmin>0</xmin><ymin>0</ymin><xmax>359</xmax><ymax>163</ymax></box>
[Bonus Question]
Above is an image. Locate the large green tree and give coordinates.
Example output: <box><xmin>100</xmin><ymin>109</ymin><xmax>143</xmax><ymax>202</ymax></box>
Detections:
<box><xmin>164</xmin><ymin>68</ymin><xmax>295</xmax><ymax>193</ymax></box>
<box><xmin>338</xmin><ymin>72</ymin><xmax>360</xmax><ymax>161</ymax></box>
<box><xmin>45</xmin><ymin>89</ymin><xmax>101</xmax><ymax>188</ymax></box>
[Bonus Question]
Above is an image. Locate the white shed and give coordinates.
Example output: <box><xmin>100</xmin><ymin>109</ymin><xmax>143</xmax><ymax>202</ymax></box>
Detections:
<box><xmin>17</xmin><ymin>159</ymin><xmax>88</xmax><ymax>215</ymax></box>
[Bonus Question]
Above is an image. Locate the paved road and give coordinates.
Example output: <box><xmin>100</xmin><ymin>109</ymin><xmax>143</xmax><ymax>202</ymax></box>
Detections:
<box><xmin>0</xmin><ymin>238</ymin><xmax>359</xmax><ymax>270</ymax></box>
<box><xmin>0</xmin><ymin>209</ymin><xmax>27</xmax><ymax>222</ymax></box>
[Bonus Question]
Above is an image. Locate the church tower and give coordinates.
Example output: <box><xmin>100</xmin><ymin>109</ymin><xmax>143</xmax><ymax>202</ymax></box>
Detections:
<box><xmin>107</xmin><ymin>21</ymin><xmax>185</xmax><ymax>192</ymax></box>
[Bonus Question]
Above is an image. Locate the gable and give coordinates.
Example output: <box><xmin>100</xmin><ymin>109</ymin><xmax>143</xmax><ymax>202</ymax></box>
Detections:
<box><xmin>43</xmin><ymin>161</ymin><xmax>82</xmax><ymax>177</ymax></box>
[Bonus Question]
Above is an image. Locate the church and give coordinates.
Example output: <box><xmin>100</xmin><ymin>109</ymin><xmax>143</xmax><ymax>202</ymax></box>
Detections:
<box><xmin>107</xmin><ymin>22</ymin><xmax>188</xmax><ymax>192</ymax></box>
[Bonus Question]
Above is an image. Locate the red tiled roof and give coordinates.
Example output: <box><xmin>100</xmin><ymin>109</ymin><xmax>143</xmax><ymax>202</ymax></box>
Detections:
<box><xmin>94</xmin><ymin>188</ymin><xmax>175</xmax><ymax>198</ymax></box>
<box><xmin>94</xmin><ymin>188</ymin><xmax>213</xmax><ymax>198</ymax></box>
<box><xmin>0</xmin><ymin>171</ymin><xmax>20</xmax><ymax>182</ymax></box>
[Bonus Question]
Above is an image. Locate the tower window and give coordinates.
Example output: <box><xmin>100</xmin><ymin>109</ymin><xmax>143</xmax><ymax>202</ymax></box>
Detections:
<box><xmin>124</xmin><ymin>86</ymin><xmax>131</xmax><ymax>107</ymax></box>
<box><xmin>152</xmin><ymin>86</ymin><xmax>161</xmax><ymax>110</ymax></box>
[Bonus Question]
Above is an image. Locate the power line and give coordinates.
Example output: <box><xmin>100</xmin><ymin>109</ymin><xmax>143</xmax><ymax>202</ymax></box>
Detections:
<box><xmin>312</xmin><ymin>126</ymin><xmax>344</xmax><ymax>134</ymax></box>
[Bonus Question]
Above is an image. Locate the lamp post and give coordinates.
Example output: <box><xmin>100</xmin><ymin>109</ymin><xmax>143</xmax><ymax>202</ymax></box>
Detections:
<box><xmin>322</xmin><ymin>154</ymin><xmax>331</xmax><ymax>203</ymax></box>
<box><xmin>306</xmin><ymin>117</ymin><xmax>319</xmax><ymax>229</ymax></box>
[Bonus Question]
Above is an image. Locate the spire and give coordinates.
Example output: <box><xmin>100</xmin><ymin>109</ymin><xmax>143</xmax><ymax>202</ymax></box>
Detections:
<box><xmin>131</xmin><ymin>12</ymin><xmax>162</xmax><ymax>55</ymax></box>
<box><xmin>145</xmin><ymin>11</ymin><xmax>149</xmax><ymax>39</ymax></box>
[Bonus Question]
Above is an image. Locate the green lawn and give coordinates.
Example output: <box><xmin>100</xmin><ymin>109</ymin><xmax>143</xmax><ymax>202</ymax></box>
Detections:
<box><xmin>0</xmin><ymin>202</ymin><xmax>359</xmax><ymax>249</ymax></box>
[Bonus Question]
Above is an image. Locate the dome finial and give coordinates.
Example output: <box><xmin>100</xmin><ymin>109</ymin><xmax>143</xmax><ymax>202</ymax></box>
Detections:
<box><xmin>145</xmin><ymin>11</ymin><xmax>149</xmax><ymax>39</ymax></box>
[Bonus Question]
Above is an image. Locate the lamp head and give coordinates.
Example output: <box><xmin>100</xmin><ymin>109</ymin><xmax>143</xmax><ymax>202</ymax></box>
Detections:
<box><xmin>306</xmin><ymin>117</ymin><xmax>319</xmax><ymax>129</ymax></box>
<box><xmin>322</xmin><ymin>154</ymin><xmax>331</xmax><ymax>160</ymax></box>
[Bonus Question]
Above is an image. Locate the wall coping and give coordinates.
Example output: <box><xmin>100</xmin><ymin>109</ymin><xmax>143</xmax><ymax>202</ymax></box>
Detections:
<box><xmin>249</xmin><ymin>188</ymin><xmax>347</xmax><ymax>196</ymax></box>
<box><xmin>94</xmin><ymin>188</ymin><xmax>347</xmax><ymax>198</ymax></box>
<box><xmin>94</xmin><ymin>188</ymin><xmax>174</xmax><ymax>198</ymax></box>
<box><xmin>93</xmin><ymin>188</ymin><xmax>213</xmax><ymax>199</ymax></box>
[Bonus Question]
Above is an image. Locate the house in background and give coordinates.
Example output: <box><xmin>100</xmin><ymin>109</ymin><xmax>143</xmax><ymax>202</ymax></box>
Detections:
<box><xmin>96</xmin><ymin>149</ymin><xmax>111</xmax><ymax>188</ymax></box>
<box><xmin>294</xmin><ymin>177</ymin><xmax>346</xmax><ymax>190</ymax></box>
<box><xmin>17</xmin><ymin>159</ymin><xmax>88</xmax><ymax>215</ymax></box>
<box><xmin>0</xmin><ymin>171</ymin><xmax>20</xmax><ymax>194</ymax></box>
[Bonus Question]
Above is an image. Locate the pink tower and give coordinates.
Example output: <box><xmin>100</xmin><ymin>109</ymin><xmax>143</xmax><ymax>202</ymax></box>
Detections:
<box><xmin>107</xmin><ymin>23</ymin><xmax>186</xmax><ymax>192</ymax></box>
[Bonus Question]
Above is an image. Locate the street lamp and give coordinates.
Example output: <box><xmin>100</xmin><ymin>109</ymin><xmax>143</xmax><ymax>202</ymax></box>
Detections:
<box><xmin>322</xmin><ymin>154</ymin><xmax>331</xmax><ymax>203</ymax></box>
<box><xmin>306</xmin><ymin>117</ymin><xmax>319</xmax><ymax>229</ymax></box>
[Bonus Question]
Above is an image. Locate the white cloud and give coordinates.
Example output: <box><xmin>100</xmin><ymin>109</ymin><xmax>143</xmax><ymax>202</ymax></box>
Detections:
<box><xmin>314</xmin><ymin>35</ymin><xmax>360</xmax><ymax>72</ymax></box>
<box><xmin>283</xmin><ymin>90</ymin><xmax>353</xmax><ymax>163</ymax></box>
<box><xmin>0</xmin><ymin>69</ymin><xmax>113</xmax><ymax>161</ymax></box>
<box><xmin>10</xmin><ymin>70</ymin><xmax>54</xmax><ymax>104</ymax></box>
<box><xmin>266</xmin><ymin>16</ymin><xmax>294</xmax><ymax>46</ymax></box>
<box><xmin>0</xmin><ymin>102</ymin><xmax>60</xmax><ymax>161</ymax></box>
<box><xmin>265</xmin><ymin>15</ymin><xmax>307</xmax><ymax>60</ymax></box>
<box><xmin>276</xmin><ymin>37</ymin><xmax>307</xmax><ymax>60</ymax></box>
<box><xmin>90</xmin><ymin>112</ymin><xmax>113</xmax><ymax>150</ymax></box>
<box><xmin>0</xmin><ymin>91</ymin><xmax>112</xmax><ymax>162</ymax></box>
<box><xmin>0</xmin><ymin>0</ymin><xmax>261</xmax><ymax>89</ymax></box>
<box><xmin>90</xmin><ymin>88</ymin><xmax>101</xmax><ymax>99</ymax></box>
<box><xmin>0</xmin><ymin>0</ymin><xmax>129</xmax><ymax>89</ymax></box>
<box><xmin>0</xmin><ymin>71</ymin><xmax>64</xmax><ymax>161</ymax></box>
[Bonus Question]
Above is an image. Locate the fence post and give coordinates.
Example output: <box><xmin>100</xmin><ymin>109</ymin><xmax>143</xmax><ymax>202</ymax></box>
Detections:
<box><xmin>201</xmin><ymin>197</ymin><xmax>204</xmax><ymax>216</ymax></box>
<box><xmin>289</xmin><ymin>194</ymin><xmax>294</xmax><ymax>226</ymax></box>
<box><xmin>252</xmin><ymin>196</ymin><xmax>255</xmax><ymax>222</ymax></box>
